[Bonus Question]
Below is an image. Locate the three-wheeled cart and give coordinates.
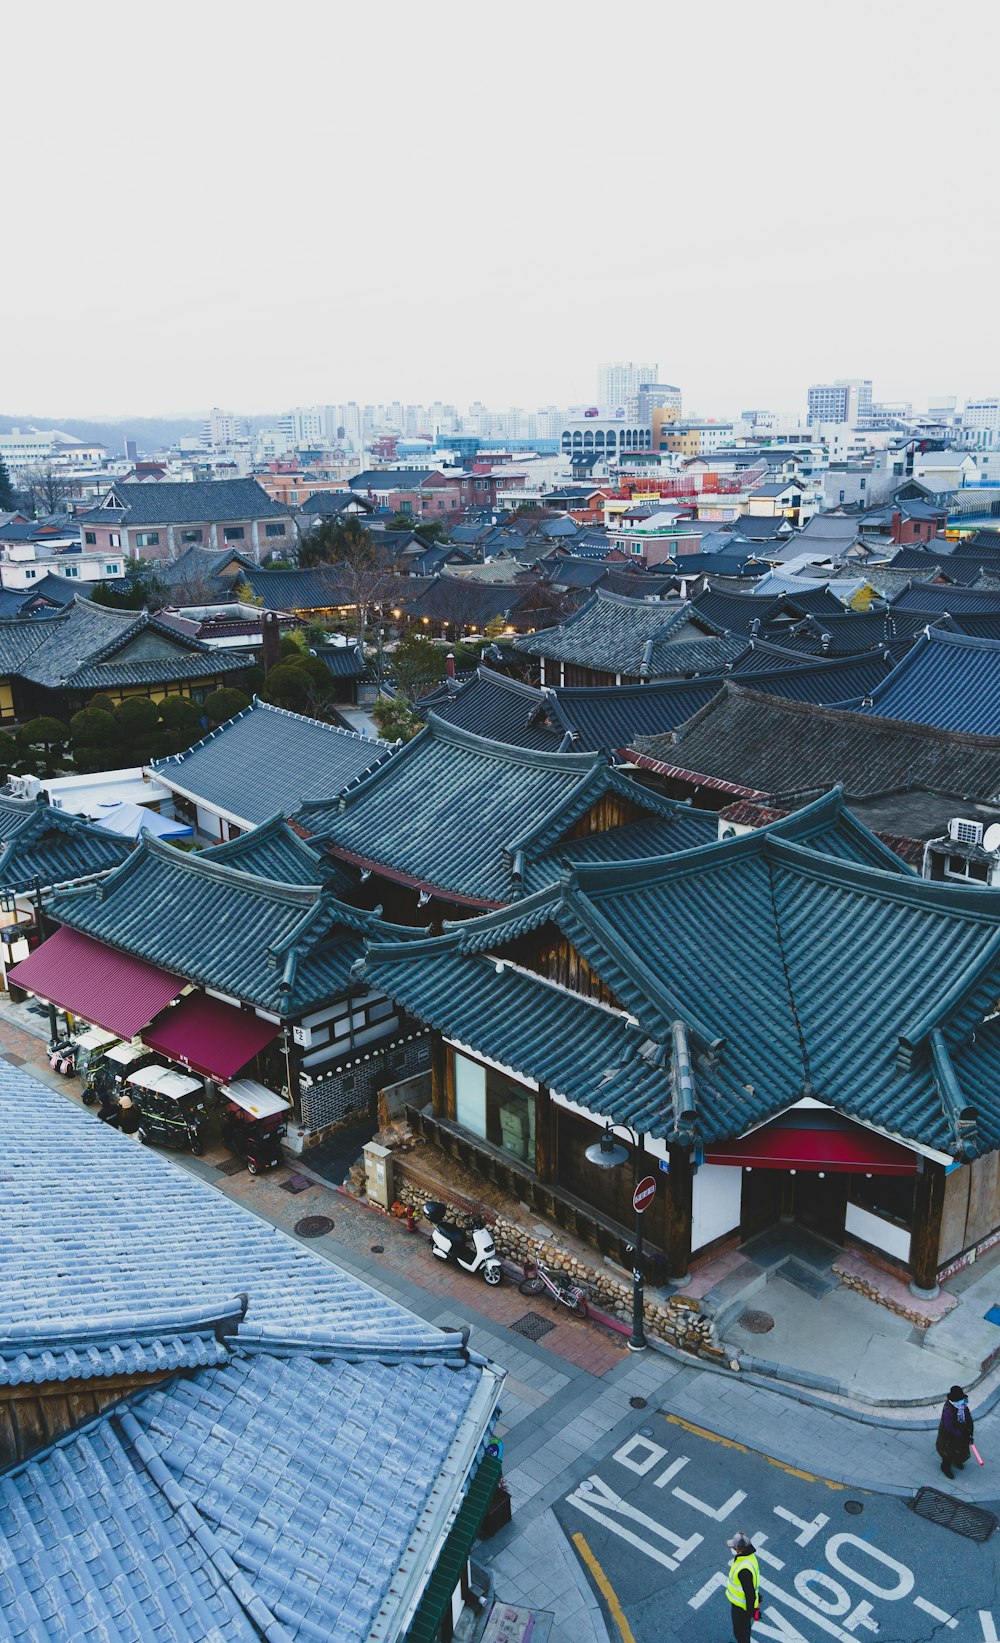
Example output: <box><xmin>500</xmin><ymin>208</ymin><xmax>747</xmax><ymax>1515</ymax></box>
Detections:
<box><xmin>220</xmin><ymin>1078</ymin><xmax>289</xmax><ymax>1174</ymax></box>
<box><xmin>73</xmin><ymin>1027</ymin><xmax>120</xmax><ymax>1102</ymax></box>
<box><xmin>126</xmin><ymin>1063</ymin><xmax>209</xmax><ymax>1154</ymax></box>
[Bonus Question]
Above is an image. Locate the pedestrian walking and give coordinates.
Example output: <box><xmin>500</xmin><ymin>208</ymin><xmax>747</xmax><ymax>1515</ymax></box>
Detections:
<box><xmin>724</xmin><ymin>1532</ymin><xmax>760</xmax><ymax>1643</ymax></box>
<box><xmin>117</xmin><ymin>1095</ymin><xmax>140</xmax><ymax>1136</ymax></box>
<box><xmin>936</xmin><ymin>1384</ymin><xmax>974</xmax><ymax>1480</ymax></box>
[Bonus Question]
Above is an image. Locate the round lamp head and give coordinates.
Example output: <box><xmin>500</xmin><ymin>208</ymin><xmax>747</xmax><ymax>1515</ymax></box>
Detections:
<box><xmin>584</xmin><ymin>1125</ymin><xmax>629</xmax><ymax>1169</ymax></box>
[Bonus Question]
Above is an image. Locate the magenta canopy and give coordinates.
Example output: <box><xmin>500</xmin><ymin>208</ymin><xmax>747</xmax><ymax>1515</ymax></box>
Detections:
<box><xmin>142</xmin><ymin>990</ymin><xmax>279</xmax><ymax>1081</ymax></box>
<box><xmin>8</xmin><ymin>928</ymin><xmax>182</xmax><ymax>1039</ymax></box>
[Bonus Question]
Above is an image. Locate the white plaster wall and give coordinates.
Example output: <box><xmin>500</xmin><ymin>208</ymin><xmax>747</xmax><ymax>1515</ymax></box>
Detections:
<box><xmin>691</xmin><ymin>1164</ymin><xmax>742</xmax><ymax>1252</ymax></box>
<box><xmin>845</xmin><ymin>1201</ymin><xmax>911</xmax><ymax>1263</ymax></box>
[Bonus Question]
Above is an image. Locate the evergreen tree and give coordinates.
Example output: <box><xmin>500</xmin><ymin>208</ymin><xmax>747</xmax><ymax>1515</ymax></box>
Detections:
<box><xmin>0</xmin><ymin>456</ymin><xmax>15</xmax><ymax>512</ymax></box>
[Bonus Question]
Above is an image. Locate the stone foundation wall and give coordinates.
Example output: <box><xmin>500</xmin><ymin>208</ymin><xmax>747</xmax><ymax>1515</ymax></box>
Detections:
<box><xmin>392</xmin><ymin>1172</ymin><xmax>724</xmax><ymax>1363</ymax></box>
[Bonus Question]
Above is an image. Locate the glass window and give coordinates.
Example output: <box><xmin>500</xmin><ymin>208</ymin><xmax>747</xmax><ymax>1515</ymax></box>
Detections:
<box><xmin>135</xmin><ymin>531</ymin><xmax>160</xmax><ymax>547</ymax></box>
<box><xmin>849</xmin><ymin>1173</ymin><xmax>915</xmax><ymax>1228</ymax></box>
<box><xmin>265</xmin><ymin>522</ymin><xmax>286</xmax><ymax>537</ymax></box>
<box><xmin>181</xmin><ymin>529</ymin><xmax>203</xmax><ymax>543</ymax></box>
<box><xmin>453</xmin><ymin>1051</ymin><xmax>536</xmax><ymax>1167</ymax></box>
<box><xmin>224</xmin><ymin>526</ymin><xmax>245</xmax><ymax>541</ymax></box>
<box><xmin>84</xmin><ymin>531</ymin><xmax>96</xmax><ymax>545</ymax></box>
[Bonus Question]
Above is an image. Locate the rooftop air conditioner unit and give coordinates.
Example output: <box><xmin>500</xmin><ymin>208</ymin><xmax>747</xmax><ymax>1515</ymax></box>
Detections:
<box><xmin>948</xmin><ymin>817</ymin><xmax>984</xmax><ymax>846</ymax></box>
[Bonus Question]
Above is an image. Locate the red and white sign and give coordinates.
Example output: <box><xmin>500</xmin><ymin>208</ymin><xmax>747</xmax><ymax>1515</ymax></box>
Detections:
<box><xmin>633</xmin><ymin>1175</ymin><xmax>657</xmax><ymax>1214</ymax></box>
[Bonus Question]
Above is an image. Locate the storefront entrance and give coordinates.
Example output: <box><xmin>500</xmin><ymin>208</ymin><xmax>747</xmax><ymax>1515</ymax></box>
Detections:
<box><xmin>740</xmin><ymin>1168</ymin><xmax>847</xmax><ymax>1245</ymax></box>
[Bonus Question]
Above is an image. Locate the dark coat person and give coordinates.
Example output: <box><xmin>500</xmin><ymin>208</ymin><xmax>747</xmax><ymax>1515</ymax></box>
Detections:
<box><xmin>936</xmin><ymin>1385</ymin><xmax>974</xmax><ymax>1479</ymax></box>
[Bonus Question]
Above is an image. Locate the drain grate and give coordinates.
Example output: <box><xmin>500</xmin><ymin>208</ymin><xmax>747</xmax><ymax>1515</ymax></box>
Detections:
<box><xmin>294</xmin><ymin>1215</ymin><xmax>335</xmax><ymax>1239</ymax></box>
<box><xmin>510</xmin><ymin>1312</ymin><xmax>556</xmax><ymax>1341</ymax></box>
<box><xmin>910</xmin><ymin>1488</ymin><xmax>997</xmax><ymax>1542</ymax></box>
<box><xmin>630</xmin><ymin>1397</ymin><xmax>648</xmax><ymax>1409</ymax></box>
<box><xmin>844</xmin><ymin>1501</ymin><xmax>864</xmax><ymax>1515</ymax></box>
<box><xmin>738</xmin><ymin>1309</ymin><xmax>775</xmax><ymax>1334</ymax></box>
<box><xmin>214</xmin><ymin>1156</ymin><xmax>247</xmax><ymax>1177</ymax></box>
<box><xmin>280</xmin><ymin>1174</ymin><xmax>313</xmax><ymax>1195</ymax></box>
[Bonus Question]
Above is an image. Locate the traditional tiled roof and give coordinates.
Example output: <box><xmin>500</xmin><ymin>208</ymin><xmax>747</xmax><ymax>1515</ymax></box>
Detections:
<box><xmin>688</xmin><ymin>585</ymin><xmax>843</xmax><ymax>635</ymax></box>
<box><xmin>82</xmin><ymin>478</ymin><xmax>284</xmax><ymax>526</ymax></box>
<box><xmin>889</xmin><ymin>581</ymin><xmax>1000</xmax><ymax>614</ymax></box>
<box><xmin>49</xmin><ymin>833</ymin><xmax>412</xmax><ymax>1014</ymax></box>
<box><xmin>198</xmin><ymin>810</ymin><xmax>351</xmax><ymax>888</ymax></box>
<box><xmin>235</xmin><ymin>563</ymin><xmax>352</xmax><ymax>610</ymax></box>
<box><xmin>7</xmin><ymin>596</ymin><xmax>250</xmax><ymax>691</ymax></box>
<box><xmin>315</xmin><ymin>640</ymin><xmax>369</xmax><ymax>679</ymax></box>
<box><xmin>514</xmin><ymin>589</ymin><xmax>738</xmax><ymax>677</ymax></box>
<box><xmin>0</xmin><ymin>794</ymin><xmax>135</xmax><ymax>890</ymax></box>
<box><xmin>846</xmin><ymin>627</ymin><xmax>1000</xmax><ymax>734</ymax></box>
<box><xmin>0</xmin><ymin>1065</ymin><xmax>498</xmax><ymax>1643</ymax></box>
<box><xmin>0</xmin><ymin>616</ymin><xmax>57</xmax><ymax>673</ymax></box>
<box><xmin>944</xmin><ymin>611</ymin><xmax>1000</xmax><ymax>642</ymax></box>
<box><xmin>299</xmin><ymin>714</ymin><xmax>709</xmax><ymax>907</ymax></box>
<box><xmin>629</xmin><ymin>685</ymin><xmax>1000</xmax><ymax>804</ymax></box>
<box><xmin>419</xmin><ymin>668</ymin><xmax>562</xmax><ymax>750</ymax></box>
<box><xmin>751</xmin><ymin>608</ymin><xmax>930</xmax><ymax>658</ymax></box>
<box><xmin>400</xmin><ymin>574</ymin><xmax>536</xmax><ymax>627</ymax></box>
<box><xmin>364</xmin><ymin>792</ymin><xmax>1000</xmax><ymax>1156</ymax></box>
<box><xmin>151</xmin><ymin>698</ymin><xmax>392</xmax><ymax>828</ymax></box>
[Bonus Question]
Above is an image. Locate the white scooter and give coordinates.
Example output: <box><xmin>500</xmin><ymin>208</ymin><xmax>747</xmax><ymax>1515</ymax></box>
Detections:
<box><xmin>422</xmin><ymin>1200</ymin><xmax>502</xmax><ymax>1285</ymax></box>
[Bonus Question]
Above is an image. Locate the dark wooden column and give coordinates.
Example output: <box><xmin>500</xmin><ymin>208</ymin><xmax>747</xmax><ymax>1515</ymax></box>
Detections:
<box><xmin>664</xmin><ymin>1146</ymin><xmax>693</xmax><ymax>1281</ymax></box>
<box><xmin>534</xmin><ymin>1084</ymin><xmax>554</xmax><ymax>1183</ymax></box>
<box><xmin>430</xmin><ymin>1034</ymin><xmax>452</xmax><ymax>1122</ymax></box>
<box><xmin>910</xmin><ymin>1159</ymin><xmax>946</xmax><ymax>1295</ymax></box>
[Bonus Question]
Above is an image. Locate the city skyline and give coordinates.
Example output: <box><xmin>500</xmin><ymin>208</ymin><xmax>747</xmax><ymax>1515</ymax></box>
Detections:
<box><xmin>6</xmin><ymin>0</ymin><xmax>998</xmax><ymax>421</ymax></box>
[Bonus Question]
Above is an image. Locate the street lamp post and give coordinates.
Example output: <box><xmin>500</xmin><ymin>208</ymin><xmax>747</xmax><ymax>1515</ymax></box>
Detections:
<box><xmin>584</xmin><ymin>1122</ymin><xmax>651</xmax><ymax>1352</ymax></box>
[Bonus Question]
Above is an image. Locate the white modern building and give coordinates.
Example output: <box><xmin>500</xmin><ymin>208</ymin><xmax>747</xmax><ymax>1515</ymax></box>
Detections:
<box><xmin>963</xmin><ymin>398</ymin><xmax>1000</xmax><ymax>446</ymax></box>
<box><xmin>807</xmin><ymin>379</ymin><xmax>873</xmax><ymax>426</ymax></box>
<box><xmin>598</xmin><ymin>361</ymin><xmax>658</xmax><ymax>414</ymax></box>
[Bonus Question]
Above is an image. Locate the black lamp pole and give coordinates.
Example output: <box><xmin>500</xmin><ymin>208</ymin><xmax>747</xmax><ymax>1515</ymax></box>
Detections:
<box><xmin>585</xmin><ymin>1121</ymin><xmax>648</xmax><ymax>1353</ymax></box>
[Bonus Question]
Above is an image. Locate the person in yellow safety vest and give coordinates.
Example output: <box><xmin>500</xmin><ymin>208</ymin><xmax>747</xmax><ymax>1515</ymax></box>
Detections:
<box><xmin>724</xmin><ymin>1533</ymin><xmax>761</xmax><ymax>1643</ymax></box>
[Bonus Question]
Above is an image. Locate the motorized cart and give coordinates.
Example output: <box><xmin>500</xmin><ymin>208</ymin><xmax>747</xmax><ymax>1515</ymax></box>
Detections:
<box><xmin>220</xmin><ymin>1078</ymin><xmax>289</xmax><ymax>1174</ymax></box>
<box><xmin>72</xmin><ymin>1027</ymin><xmax>120</xmax><ymax>1102</ymax></box>
<box><xmin>125</xmin><ymin>1063</ymin><xmax>209</xmax><ymax>1154</ymax></box>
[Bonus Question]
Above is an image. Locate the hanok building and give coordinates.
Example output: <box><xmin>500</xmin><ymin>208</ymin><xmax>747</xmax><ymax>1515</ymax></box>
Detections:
<box><xmin>150</xmin><ymin>697</ymin><xmax>391</xmax><ymax>842</ymax></box>
<box><xmin>362</xmin><ymin>794</ymin><xmax>1000</xmax><ymax>1296</ymax></box>
<box><xmin>77</xmin><ymin>478</ymin><xmax>293</xmax><ymax>563</ymax></box>
<box><xmin>0</xmin><ymin>596</ymin><xmax>252</xmax><ymax>722</ymax></box>
<box><xmin>0</xmin><ymin>1064</ymin><xmax>503</xmax><ymax>1641</ymax></box>
<box><xmin>298</xmin><ymin>714</ymin><xmax>719</xmax><ymax>921</ymax></box>
<box><xmin>10</xmin><ymin>819</ymin><xmax>427</xmax><ymax>1138</ymax></box>
<box><xmin>514</xmin><ymin>588</ymin><xmax>746</xmax><ymax>685</ymax></box>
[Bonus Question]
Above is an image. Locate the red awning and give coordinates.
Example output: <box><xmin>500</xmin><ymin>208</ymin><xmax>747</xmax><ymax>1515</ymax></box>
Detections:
<box><xmin>142</xmin><ymin>990</ymin><xmax>279</xmax><ymax>1081</ymax></box>
<box><xmin>8</xmin><ymin>927</ymin><xmax>183</xmax><ymax>1039</ymax></box>
<box><xmin>703</xmin><ymin>1122</ymin><xmax>919</xmax><ymax>1176</ymax></box>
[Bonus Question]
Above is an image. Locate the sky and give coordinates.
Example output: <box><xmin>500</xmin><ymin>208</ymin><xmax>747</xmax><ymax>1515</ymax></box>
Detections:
<box><xmin>5</xmin><ymin>0</ymin><xmax>999</xmax><ymax>421</ymax></box>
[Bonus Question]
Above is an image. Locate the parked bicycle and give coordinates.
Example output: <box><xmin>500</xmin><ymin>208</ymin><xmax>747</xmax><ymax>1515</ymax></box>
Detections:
<box><xmin>519</xmin><ymin>1257</ymin><xmax>589</xmax><ymax>1318</ymax></box>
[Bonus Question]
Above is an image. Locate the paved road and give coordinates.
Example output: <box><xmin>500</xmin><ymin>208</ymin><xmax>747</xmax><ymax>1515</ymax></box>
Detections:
<box><xmin>553</xmin><ymin>1410</ymin><xmax>1000</xmax><ymax>1643</ymax></box>
<box><xmin>8</xmin><ymin>1016</ymin><xmax>1000</xmax><ymax>1643</ymax></box>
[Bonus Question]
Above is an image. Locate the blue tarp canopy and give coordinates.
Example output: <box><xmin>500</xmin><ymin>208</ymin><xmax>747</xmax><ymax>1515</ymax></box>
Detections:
<box><xmin>94</xmin><ymin>802</ymin><xmax>192</xmax><ymax>839</ymax></box>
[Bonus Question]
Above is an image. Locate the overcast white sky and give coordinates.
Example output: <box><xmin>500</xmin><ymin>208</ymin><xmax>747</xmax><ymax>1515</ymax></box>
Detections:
<box><xmin>4</xmin><ymin>0</ymin><xmax>999</xmax><ymax>420</ymax></box>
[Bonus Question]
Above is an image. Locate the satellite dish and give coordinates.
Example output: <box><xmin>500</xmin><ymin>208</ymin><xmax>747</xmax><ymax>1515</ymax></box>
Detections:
<box><xmin>983</xmin><ymin>823</ymin><xmax>1000</xmax><ymax>854</ymax></box>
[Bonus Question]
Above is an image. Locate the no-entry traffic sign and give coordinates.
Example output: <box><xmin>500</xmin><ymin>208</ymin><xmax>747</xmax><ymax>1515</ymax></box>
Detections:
<box><xmin>633</xmin><ymin>1175</ymin><xmax>657</xmax><ymax>1213</ymax></box>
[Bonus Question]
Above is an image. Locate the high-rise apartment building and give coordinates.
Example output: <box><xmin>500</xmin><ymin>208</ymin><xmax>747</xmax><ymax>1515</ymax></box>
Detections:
<box><xmin>277</xmin><ymin>406</ymin><xmax>337</xmax><ymax>447</ymax></box>
<box><xmin>806</xmin><ymin>379</ymin><xmax>873</xmax><ymax>426</ymax></box>
<box><xmin>598</xmin><ymin>361</ymin><xmax>658</xmax><ymax>414</ymax></box>
<box><xmin>203</xmin><ymin>408</ymin><xmax>250</xmax><ymax>447</ymax></box>
<box><xmin>963</xmin><ymin>398</ymin><xmax>1000</xmax><ymax>446</ymax></box>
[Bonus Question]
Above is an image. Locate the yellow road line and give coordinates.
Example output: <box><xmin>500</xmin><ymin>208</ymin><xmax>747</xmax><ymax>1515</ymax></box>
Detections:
<box><xmin>572</xmin><ymin>1531</ymin><xmax>638</xmax><ymax>1643</ymax></box>
<box><xmin>663</xmin><ymin>1413</ymin><xmax>845</xmax><ymax>1490</ymax></box>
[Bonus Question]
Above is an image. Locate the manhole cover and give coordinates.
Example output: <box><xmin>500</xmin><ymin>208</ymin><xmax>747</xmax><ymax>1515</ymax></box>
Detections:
<box><xmin>280</xmin><ymin>1174</ymin><xmax>312</xmax><ymax>1195</ymax></box>
<box><xmin>844</xmin><ymin>1501</ymin><xmax>864</xmax><ymax>1515</ymax></box>
<box><xmin>510</xmin><ymin>1312</ymin><xmax>556</xmax><ymax>1341</ymax></box>
<box><xmin>630</xmin><ymin>1396</ymin><xmax>648</xmax><ymax>1409</ymax></box>
<box><xmin>294</xmin><ymin>1215</ymin><xmax>335</xmax><ymax>1239</ymax></box>
<box><xmin>911</xmin><ymin>1488</ymin><xmax>997</xmax><ymax>1543</ymax></box>
<box><xmin>214</xmin><ymin>1156</ymin><xmax>247</xmax><ymax>1177</ymax></box>
<box><xmin>738</xmin><ymin>1309</ymin><xmax>775</xmax><ymax>1334</ymax></box>
<box><xmin>370</xmin><ymin>1244</ymin><xmax>384</xmax><ymax>1254</ymax></box>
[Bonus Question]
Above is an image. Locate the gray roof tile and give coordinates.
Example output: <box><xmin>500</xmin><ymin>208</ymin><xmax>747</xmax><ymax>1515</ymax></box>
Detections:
<box><xmin>83</xmin><ymin>478</ymin><xmax>285</xmax><ymax>526</ymax></box>
<box><xmin>151</xmin><ymin>697</ymin><xmax>392</xmax><ymax>827</ymax></box>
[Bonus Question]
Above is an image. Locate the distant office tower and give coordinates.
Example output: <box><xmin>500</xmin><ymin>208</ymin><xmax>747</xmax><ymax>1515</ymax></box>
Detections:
<box><xmin>963</xmin><ymin>398</ymin><xmax>1000</xmax><ymax>446</ymax></box>
<box><xmin>277</xmin><ymin>406</ymin><xmax>336</xmax><ymax>447</ymax></box>
<box><xmin>636</xmin><ymin>382</ymin><xmax>682</xmax><ymax>423</ymax></box>
<box><xmin>203</xmin><ymin>407</ymin><xmax>250</xmax><ymax>447</ymax></box>
<box><xmin>806</xmin><ymin>379</ymin><xmax>873</xmax><ymax>426</ymax></box>
<box><xmin>598</xmin><ymin>362</ymin><xmax>658</xmax><ymax>414</ymax></box>
<box><xmin>124</xmin><ymin>439</ymin><xmax>138</xmax><ymax>463</ymax></box>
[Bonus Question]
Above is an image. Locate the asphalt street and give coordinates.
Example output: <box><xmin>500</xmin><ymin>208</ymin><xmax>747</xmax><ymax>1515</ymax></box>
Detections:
<box><xmin>555</xmin><ymin>1412</ymin><xmax>1000</xmax><ymax>1643</ymax></box>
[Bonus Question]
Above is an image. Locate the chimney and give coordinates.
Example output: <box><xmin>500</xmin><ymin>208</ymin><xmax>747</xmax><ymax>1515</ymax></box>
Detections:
<box><xmin>261</xmin><ymin>610</ymin><xmax>281</xmax><ymax>676</ymax></box>
<box><xmin>446</xmin><ymin>652</ymin><xmax>456</xmax><ymax>678</ymax></box>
